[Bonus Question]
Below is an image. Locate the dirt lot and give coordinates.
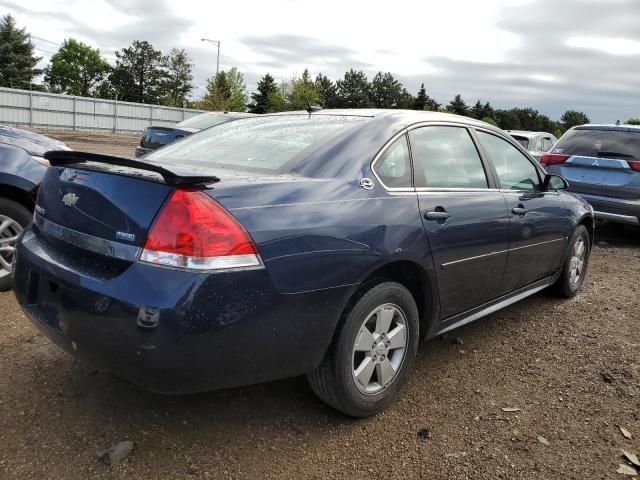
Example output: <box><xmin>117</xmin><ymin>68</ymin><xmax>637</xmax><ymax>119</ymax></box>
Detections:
<box><xmin>1</xmin><ymin>130</ymin><xmax>639</xmax><ymax>479</ymax></box>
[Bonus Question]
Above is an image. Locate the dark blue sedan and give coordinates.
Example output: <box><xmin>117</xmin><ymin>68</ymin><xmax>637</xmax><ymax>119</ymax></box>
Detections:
<box><xmin>13</xmin><ymin>110</ymin><xmax>594</xmax><ymax>417</ymax></box>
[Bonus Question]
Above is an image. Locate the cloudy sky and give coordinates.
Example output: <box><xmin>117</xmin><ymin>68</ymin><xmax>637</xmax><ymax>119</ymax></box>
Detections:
<box><xmin>2</xmin><ymin>0</ymin><xmax>639</xmax><ymax>122</ymax></box>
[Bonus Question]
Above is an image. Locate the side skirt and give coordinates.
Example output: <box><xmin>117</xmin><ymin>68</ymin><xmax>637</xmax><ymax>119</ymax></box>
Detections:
<box><xmin>432</xmin><ymin>273</ymin><xmax>559</xmax><ymax>337</ymax></box>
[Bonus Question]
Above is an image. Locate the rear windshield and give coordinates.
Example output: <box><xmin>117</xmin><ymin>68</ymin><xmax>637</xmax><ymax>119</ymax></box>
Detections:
<box><xmin>511</xmin><ymin>135</ymin><xmax>529</xmax><ymax>149</ymax></box>
<box><xmin>175</xmin><ymin>114</ymin><xmax>235</xmax><ymax>130</ymax></box>
<box><xmin>554</xmin><ymin>129</ymin><xmax>640</xmax><ymax>160</ymax></box>
<box><xmin>147</xmin><ymin>115</ymin><xmax>367</xmax><ymax>172</ymax></box>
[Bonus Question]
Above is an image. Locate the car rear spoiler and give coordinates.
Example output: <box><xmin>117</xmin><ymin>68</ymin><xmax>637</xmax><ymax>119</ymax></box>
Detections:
<box><xmin>44</xmin><ymin>151</ymin><xmax>220</xmax><ymax>187</ymax></box>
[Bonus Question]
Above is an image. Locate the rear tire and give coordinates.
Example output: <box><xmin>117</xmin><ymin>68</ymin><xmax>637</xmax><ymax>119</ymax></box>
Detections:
<box><xmin>548</xmin><ymin>225</ymin><xmax>590</xmax><ymax>298</ymax></box>
<box><xmin>0</xmin><ymin>198</ymin><xmax>31</xmax><ymax>292</ymax></box>
<box><xmin>308</xmin><ymin>282</ymin><xmax>419</xmax><ymax>417</ymax></box>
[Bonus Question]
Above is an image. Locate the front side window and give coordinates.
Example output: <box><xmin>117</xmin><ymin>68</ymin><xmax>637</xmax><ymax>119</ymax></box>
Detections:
<box><xmin>477</xmin><ymin>131</ymin><xmax>541</xmax><ymax>191</ymax></box>
<box><xmin>373</xmin><ymin>136</ymin><xmax>411</xmax><ymax>188</ymax></box>
<box><xmin>409</xmin><ymin>126</ymin><xmax>488</xmax><ymax>189</ymax></box>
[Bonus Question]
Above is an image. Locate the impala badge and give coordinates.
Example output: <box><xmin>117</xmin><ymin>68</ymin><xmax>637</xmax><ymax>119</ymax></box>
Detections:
<box><xmin>62</xmin><ymin>192</ymin><xmax>79</xmax><ymax>207</ymax></box>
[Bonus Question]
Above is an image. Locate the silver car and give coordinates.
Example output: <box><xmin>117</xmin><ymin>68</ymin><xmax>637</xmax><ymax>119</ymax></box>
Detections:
<box><xmin>542</xmin><ymin>124</ymin><xmax>640</xmax><ymax>226</ymax></box>
<box><xmin>508</xmin><ymin>131</ymin><xmax>558</xmax><ymax>162</ymax></box>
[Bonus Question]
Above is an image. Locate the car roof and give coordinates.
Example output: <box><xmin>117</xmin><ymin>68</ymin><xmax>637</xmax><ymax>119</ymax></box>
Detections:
<box><xmin>575</xmin><ymin>124</ymin><xmax>640</xmax><ymax>133</ymax></box>
<box><xmin>265</xmin><ymin>109</ymin><xmax>504</xmax><ymax>132</ymax></box>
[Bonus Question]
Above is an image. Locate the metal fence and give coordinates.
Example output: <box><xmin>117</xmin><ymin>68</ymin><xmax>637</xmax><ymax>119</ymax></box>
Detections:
<box><xmin>0</xmin><ymin>87</ymin><xmax>206</xmax><ymax>133</ymax></box>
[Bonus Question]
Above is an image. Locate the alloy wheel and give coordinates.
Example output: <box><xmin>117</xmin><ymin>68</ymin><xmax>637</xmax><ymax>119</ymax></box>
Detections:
<box><xmin>569</xmin><ymin>236</ymin><xmax>586</xmax><ymax>288</ymax></box>
<box><xmin>351</xmin><ymin>303</ymin><xmax>408</xmax><ymax>395</ymax></box>
<box><xmin>0</xmin><ymin>214</ymin><xmax>23</xmax><ymax>280</ymax></box>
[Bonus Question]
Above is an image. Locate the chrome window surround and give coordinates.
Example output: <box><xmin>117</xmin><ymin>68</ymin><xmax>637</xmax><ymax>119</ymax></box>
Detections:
<box><xmin>371</xmin><ymin>121</ymin><xmax>496</xmax><ymax>193</ymax></box>
<box><xmin>370</xmin><ymin>121</ymin><xmax>552</xmax><ymax>195</ymax></box>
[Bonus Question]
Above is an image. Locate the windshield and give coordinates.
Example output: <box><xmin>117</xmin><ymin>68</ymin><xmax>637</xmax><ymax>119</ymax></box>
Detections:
<box><xmin>175</xmin><ymin>113</ymin><xmax>236</xmax><ymax>130</ymax></box>
<box><xmin>554</xmin><ymin>129</ymin><xmax>640</xmax><ymax>160</ymax></box>
<box><xmin>147</xmin><ymin>115</ymin><xmax>368</xmax><ymax>172</ymax></box>
<box><xmin>511</xmin><ymin>135</ymin><xmax>529</xmax><ymax>149</ymax></box>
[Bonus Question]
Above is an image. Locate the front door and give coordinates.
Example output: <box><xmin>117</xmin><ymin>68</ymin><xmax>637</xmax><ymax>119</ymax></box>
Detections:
<box><xmin>475</xmin><ymin>130</ymin><xmax>570</xmax><ymax>292</ymax></box>
<box><xmin>409</xmin><ymin>125</ymin><xmax>510</xmax><ymax>319</ymax></box>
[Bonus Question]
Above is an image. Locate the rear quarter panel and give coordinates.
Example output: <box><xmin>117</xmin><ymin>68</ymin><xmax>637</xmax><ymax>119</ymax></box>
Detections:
<box><xmin>219</xmin><ymin>177</ymin><xmax>433</xmax><ymax>294</ymax></box>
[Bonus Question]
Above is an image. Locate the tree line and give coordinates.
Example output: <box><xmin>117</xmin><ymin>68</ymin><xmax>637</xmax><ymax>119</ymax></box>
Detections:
<box><xmin>2</xmin><ymin>14</ymin><xmax>638</xmax><ymax>134</ymax></box>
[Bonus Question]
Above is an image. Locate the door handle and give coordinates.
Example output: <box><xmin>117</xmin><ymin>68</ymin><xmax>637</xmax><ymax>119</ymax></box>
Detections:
<box><xmin>512</xmin><ymin>206</ymin><xmax>528</xmax><ymax>217</ymax></box>
<box><xmin>424</xmin><ymin>210</ymin><xmax>451</xmax><ymax>221</ymax></box>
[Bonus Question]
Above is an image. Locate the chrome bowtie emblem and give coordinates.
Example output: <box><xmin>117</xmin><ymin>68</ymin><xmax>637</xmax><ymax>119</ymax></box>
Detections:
<box><xmin>592</xmin><ymin>159</ymin><xmax>600</xmax><ymax>167</ymax></box>
<box><xmin>62</xmin><ymin>192</ymin><xmax>79</xmax><ymax>207</ymax></box>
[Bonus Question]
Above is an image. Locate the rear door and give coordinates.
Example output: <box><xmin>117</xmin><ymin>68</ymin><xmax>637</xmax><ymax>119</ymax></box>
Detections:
<box><xmin>476</xmin><ymin>130</ymin><xmax>569</xmax><ymax>292</ymax></box>
<box><xmin>543</xmin><ymin>127</ymin><xmax>640</xmax><ymax>200</ymax></box>
<box><xmin>409</xmin><ymin>125</ymin><xmax>510</xmax><ymax>319</ymax></box>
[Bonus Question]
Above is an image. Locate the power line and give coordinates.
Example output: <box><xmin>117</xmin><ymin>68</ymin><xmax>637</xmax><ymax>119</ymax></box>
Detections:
<box><xmin>31</xmin><ymin>35</ymin><xmax>61</xmax><ymax>46</ymax></box>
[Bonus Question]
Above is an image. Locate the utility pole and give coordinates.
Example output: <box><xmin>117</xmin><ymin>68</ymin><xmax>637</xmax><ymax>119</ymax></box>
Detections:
<box><xmin>201</xmin><ymin>38</ymin><xmax>221</xmax><ymax>77</ymax></box>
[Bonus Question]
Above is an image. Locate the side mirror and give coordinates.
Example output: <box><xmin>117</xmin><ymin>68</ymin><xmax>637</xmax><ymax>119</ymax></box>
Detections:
<box><xmin>544</xmin><ymin>174</ymin><xmax>569</xmax><ymax>191</ymax></box>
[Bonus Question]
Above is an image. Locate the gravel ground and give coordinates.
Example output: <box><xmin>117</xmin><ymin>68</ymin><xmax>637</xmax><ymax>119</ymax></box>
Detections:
<box><xmin>1</xmin><ymin>130</ymin><xmax>639</xmax><ymax>479</ymax></box>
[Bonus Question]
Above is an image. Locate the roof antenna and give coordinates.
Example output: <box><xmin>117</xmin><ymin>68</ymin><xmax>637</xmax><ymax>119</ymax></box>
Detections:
<box><xmin>306</xmin><ymin>98</ymin><xmax>322</xmax><ymax>118</ymax></box>
<box><xmin>616</xmin><ymin>119</ymin><xmax>621</xmax><ymax>126</ymax></box>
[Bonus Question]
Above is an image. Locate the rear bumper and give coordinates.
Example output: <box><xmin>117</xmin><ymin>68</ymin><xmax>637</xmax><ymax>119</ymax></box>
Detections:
<box><xmin>13</xmin><ymin>227</ymin><xmax>346</xmax><ymax>394</ymax></box>
<box><xmin>134</xmin><ymin>146</ymin><xmax>153</xmax><ymax>158</ymax></box>
<box><xmin>571</xmin><ymin>192</ymin><xmax>640</xmax><ymax>225</ymax></box>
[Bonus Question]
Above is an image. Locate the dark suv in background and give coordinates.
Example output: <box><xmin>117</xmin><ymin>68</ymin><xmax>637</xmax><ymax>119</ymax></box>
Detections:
<box><xmin>542</xmin><ymin>124</ymin><xmax>640</xmax><ymax>226</ymax></box>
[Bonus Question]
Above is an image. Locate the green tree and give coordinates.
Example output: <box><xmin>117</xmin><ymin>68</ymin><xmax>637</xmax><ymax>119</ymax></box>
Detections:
<box><xmin>625</xmin><ymin>118</ymin><xmax>640</xmax><ymax>125</ymax></box>
<box><xmin>481</xmin><ymin>102</ymin><xmax>495</xmax><ymax>120</ymax></box>
<box><xmin>561</xmin><ymin>110</ymin><xmax>590</xmax><ymax>130</ymax></box>
<box><xmin>202</xmin><ymin>71</ymin><xmax>230</xmax><ymax>111</ymax></box>
<box><xmin>397</xmin><ymin>88</ymin><xmax>415</xmax><ymax>109</ymax></box>
<box><xmin>109</xmin><ymin>40</ymin><xmax>166</xmax><ymax>103</ymax></box>
<box><xmin>413</xmin><ymin>83</ymin><xmax>440</xmax><ymax>111</ymax></box>
<box><xmin>495</xmin><ymin>109</ymin><xmax>521</xmax><ymax>130</ymax></box>
<box><xmin>336</xmin><ymin>69</ymin><xmax>371</xmax><ymax>108</ymax></box>
<box><xmin>289</xmin><ymin>69</ymin><xmax>320</xmax><ymax>110</ymax></box>
<box><xmin>44</xmin><ymin>39</ymin><xmax>109</xmax><ymax>96</ymax></box>
<box><xmin>160</xmin><ymin>48</ymin><xmax>193</xmax><ymax>107</ymax></box>
<box><xmin>315</xmin><ymin>73</ymin><xmax>338</xmax><ymax>108</ymax></box>
<box><xmin>249</xmin><ymin>73</ymin><xmax>278</xmax><ymax>113</ymax></box>
<box><xmin>369</xmin><ymin>71</ymin><xmax>403</xmax><ymax>108</ymax></box>
<box><xmin>470</xmin><ymin>100</ymin><xmax>485</xmax><ymax>120</ymax></box>
<box><xmin>481</xmin><ymin>116</ymin><xmax>498</xmax><ymax>126</ymax></box>
<box><xmin>0</xmin><ymin>14</ymin><xmax>42</xmax><ymax>89</ymax></box>
<box><xmin>202</xmin><ymin>67</ymin><xmax>247</xmax><ymax>111</ymax></box>
<box><xmin>446</xmin><ymin>94</ymin><xmax>469</xmax><ymax>116</ymax></box>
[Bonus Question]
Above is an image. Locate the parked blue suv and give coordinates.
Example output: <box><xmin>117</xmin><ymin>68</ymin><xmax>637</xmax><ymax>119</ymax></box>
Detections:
<box><xmin>542</xmin><ymin>124</ymin><xmax>640</xmax><ymax>226</ymax></box>
<box><xmin>13</xmin><ymin>111</ymin><xmax>594</xmax><ymax>417</ymax></box>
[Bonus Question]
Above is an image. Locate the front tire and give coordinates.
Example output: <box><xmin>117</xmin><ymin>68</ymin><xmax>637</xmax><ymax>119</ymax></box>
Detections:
<box><xmin>0</xmin><ymin>198</ymin><xmax>31</xmax><ymax>292</ymax></box>
<box><xmin>308</xmin><ymin>282</ymin><xmax>419</xmax><ymax>417</ymax></box>
<box><xmin>549</xmin><ymin>225</ymin><xmax>590</xmax><ymax>298</ymax></box>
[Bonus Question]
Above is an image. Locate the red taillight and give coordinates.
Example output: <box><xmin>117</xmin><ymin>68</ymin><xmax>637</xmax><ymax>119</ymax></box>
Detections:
<box><xmin>140</xmin><ymin>190</ymin><xmax>261</xmax><ymax>270</ymax></box>
<box><xmin>540</xmin><ymin>153</ymin><xmax>569</xmax><ymax>166</ymax></box>
<box><xmin>628</xmin><ymin>161</ymin><xmax>640</xmax><ymax>172</ymax></box>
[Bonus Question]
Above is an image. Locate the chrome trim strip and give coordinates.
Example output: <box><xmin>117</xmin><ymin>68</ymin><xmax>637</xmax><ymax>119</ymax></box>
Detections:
<box><xmin>416</xmin><ymin>188</ymin><xmax>500</xmax><ymax>193</ymax></box>
<box><xmin>441</xmin><ymin>249</ymin><xmax>508</xmax><ymax>269</ymax></box>
<box><xmin>34</xmin><ymin>214</ymin><xmax>141</xmax><ymax>261</ymax></box>
<box><xmin>441</xmin><ymin>237</ymin><xmax>566</xmax><ymax>269</ymax></box>
<box><xmin>510</xmin><ymin>237</ymin><xmax>567</xmax><ymax>252</ymax></box>
<box><xmin>594</xmin><ymin>211</ymin><xmax>639</xmax><ymax>225</ymax></box>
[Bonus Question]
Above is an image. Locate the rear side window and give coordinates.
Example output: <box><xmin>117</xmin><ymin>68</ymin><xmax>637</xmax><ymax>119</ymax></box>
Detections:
<box><xmin>478</xmin><ymin>131</ymin><xmax>541</xmax><ymax>191</ymax></box>
<box><xmin>410</xmin><ymin>126</ymin><xmax>488</xmax><ymax>189</ymax></box>
<box><xmin>373</xmin><ymin>136</ymin><xmax>412</xmax><ymax>188</ymax></box>
<box><xmin>148</xmin><ymin>115</ymin><xmax>367</xmax><ymax>172</ymax></box>
<box><xmin>512</xmin><ymin>136</ymin><xmax>529</xmax><ymax>149</ymax></box>
<box><xmin>554</xmin><ymin>129</ymin><xmax>640</xmax><ymax>160</ymax></box>
<box><xmin>540</xmin><ymin>137</ymin><xmax>554</xmax><ymax>152</ymax></box>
